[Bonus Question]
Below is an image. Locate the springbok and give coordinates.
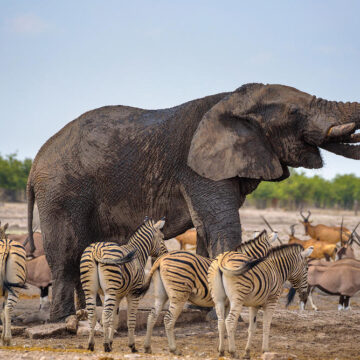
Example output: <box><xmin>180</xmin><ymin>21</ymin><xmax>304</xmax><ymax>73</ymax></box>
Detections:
<box><xmin>299</xmin><ymin>211</ymin><xmax>353</xmax><ymax>245</ymax></box>
<box><xmin>288</xmin><ymin>225</ymin><xmax>337</xmax><ymax>261</ymax></box>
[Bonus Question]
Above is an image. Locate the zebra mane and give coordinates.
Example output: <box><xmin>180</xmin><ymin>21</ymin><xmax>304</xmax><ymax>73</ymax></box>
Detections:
<box><xmin>238</xmin><ymin>243</ymin><xmax>304</xmax><ymax>275</ymax></box>
<box><xmin>127</xmin><ymin>220</ymin><xmax>155</xmax><ymax>243</ymax></box>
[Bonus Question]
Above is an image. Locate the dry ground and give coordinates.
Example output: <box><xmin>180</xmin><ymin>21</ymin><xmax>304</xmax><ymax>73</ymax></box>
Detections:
<box><xmin>0</xmin><ymin>203</ymin><xmax>359</xmax><ymax>359</ymax></box>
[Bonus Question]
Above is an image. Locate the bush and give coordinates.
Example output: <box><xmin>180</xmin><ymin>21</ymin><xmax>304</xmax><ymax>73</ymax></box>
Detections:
<box><xmin>0</xmin><ymin>153</ymin><xmax>33</xmax><ymax>191</ymax></box>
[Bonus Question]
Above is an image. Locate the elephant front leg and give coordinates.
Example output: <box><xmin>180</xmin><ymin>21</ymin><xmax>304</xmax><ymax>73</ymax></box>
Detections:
<box><xmin>50</xmin><ymin>269</ymin><xmax>76</xmax><ymax>322</ymax></box>
<box><xmin>181</xmin><ymin>178</ymin><xmax>243</xmax><ymax>257</ymax></box>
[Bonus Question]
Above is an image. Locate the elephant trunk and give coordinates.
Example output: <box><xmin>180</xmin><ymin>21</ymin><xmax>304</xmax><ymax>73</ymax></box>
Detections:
<box><xmin>318</xmin><ymin>101</ymin><xmax>360</xmax><ymax>160</ymax></box>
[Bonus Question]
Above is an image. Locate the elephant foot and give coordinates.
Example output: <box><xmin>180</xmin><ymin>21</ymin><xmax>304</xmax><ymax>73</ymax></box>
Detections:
<box><xmin>144</xmin><ymin>346</ymin><xmax>152</xmax><ymax>354</ymax></box>
<box><xmin>129</xmin><ymin>344</ymin><xmax>137</xmax><ymax>353</ymax></box>
<box><xmin>88</xmin><ymin>343</ymin><xmax>94</xmax><ymax>351</ymax></box>
<box><xmin>104</xmin><ymin>342</ymin><xmax>112</xmax><ymax>352</ymax></box>
<box><xmin>170</xmin><ymin>348</ymin><xmax>182</xmax><ymax>355</ymax></box>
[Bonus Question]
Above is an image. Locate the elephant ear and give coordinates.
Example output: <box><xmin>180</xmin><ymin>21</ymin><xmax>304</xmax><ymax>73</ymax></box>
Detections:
<box><xmin>187</xmin><ymin>91</ymin><xmax>284</xmax><ymax>181</ymax></box>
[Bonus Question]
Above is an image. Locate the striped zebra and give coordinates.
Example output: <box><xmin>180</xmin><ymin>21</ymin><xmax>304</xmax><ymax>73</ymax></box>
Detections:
<box><xmin>80</xmin><ymin>217</ymin><xmax>167</xmax><ymax>352</ymax></box>
<box><xmin>134</xmin><ymin>230</ymin><xmax>277</xmax><ymax>355</ymax></box>
<box><xmin>0</xmin><ymin>222</ymin><xmax>27</xmax><ymax>346</ymax></box>
<box><xmin>208</xmin><ymin>243</ymin><xmax>313</xmax><ymax>358</ymax></box>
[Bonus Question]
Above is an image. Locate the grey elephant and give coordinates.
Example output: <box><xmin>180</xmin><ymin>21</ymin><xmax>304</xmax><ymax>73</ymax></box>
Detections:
<box><xmin>27</xmin><ymin>83</ymin><xmax>360</xmax><ymax>321</ymax></box>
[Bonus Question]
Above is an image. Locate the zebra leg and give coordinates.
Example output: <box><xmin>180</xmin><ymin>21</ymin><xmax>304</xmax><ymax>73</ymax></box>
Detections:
<box><xmin>108</xmin><ymin>297</ymin><xmax>121</xmax><ymax>350</ymax></box>
<box><xmin>261</xmin><ymin>304</ymin><xmax>276</xmax><ymax>353</ymax></box>
<box><xmin>215</xmin><ymin>301</ymin><xmax>227</xmax><ymax>357</ymax></box>
<box><xmin>244</xmin><ymin>307</ymin><xmax>259</xmax><ymax>359</ymax></box>
<box><xmin>144</xmin><ymin>271</ymin><xmax>168</xmax><ymax>354</ymax></box>
<box><xmin>86</xmin><ymin>294</ymin><xmax>97</xmax><ymax>351</ymax></box>
<box><xmin>225</xmin><ymin>301</ymin><xmax>243</xmax><ymax>358</ymax></box>
<box><xmin>126</xmin><ymin>294</ymin><xmax>140</xmax><ymax>353</ymax></box>
<box><xmin>2</xmin><ymin>290</ymin><xmax>19</xmax><ymax>346</ymax></box>
<box><xmin>164</xmin><ymin>299</ymin><xmax>187</xmax><ymax>355</ymax></box>
<box><xmin>102</xmin><ymin>292</ymin><xmax>117</xmax><ymax>352</ymax></box>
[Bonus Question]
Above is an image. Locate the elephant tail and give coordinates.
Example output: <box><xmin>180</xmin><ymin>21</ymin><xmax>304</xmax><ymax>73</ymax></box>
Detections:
<box><xmin>25</xmin><ymin>180</ymin><xmax>36</xmax><ymax>254</ymax></box>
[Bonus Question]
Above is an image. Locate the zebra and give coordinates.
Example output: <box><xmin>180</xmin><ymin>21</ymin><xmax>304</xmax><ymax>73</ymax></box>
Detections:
<box><xmin>0</xmin><ymin>221</ymin><xmax>27</xmax><ymax>345</ymax></box>
<box><xmin>80</xmin><ymin>217</ymin><xmax>167</xmax><ymax>352</ymax></box>
<box><xmin>208</xmin><ymin>243</ymin><xmax>313</xmax><ymax>358</ymax></box>
<box><xmin>133</xmin><ymin>230</ymin><xmax>277</xmax><ymax>355</ymax></box>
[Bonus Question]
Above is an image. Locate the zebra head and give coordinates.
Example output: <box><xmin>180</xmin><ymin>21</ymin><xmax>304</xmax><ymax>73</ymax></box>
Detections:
<box><xmin>146</xmin><ymin>218</ymin><xmax>167</xmax><ymax>258</ymax></box>
<box><xmin>287</xmin><ymin>246</ymin><xmax>314</xmax><ymax>305</ymax></box>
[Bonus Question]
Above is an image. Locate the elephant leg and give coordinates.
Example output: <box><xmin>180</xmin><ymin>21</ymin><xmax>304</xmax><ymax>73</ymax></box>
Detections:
<box><xmin>181</xmin><ymin>178</ymin><xmax>242</xmax><ymax>257</ymax></box>
<box><xmin>50</xmin><ymin>269</ymin><xmax>77</xmax><ymax>321</ymax></box>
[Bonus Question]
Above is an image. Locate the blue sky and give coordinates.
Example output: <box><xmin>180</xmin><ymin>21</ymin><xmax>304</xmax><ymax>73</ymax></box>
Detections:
<box><xmin>1</xmin><ymin>0</ymin><xmax>359</xmax><ymax>179</ymax></box>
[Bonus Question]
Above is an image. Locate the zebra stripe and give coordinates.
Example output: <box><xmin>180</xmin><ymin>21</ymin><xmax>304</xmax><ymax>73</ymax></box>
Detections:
<box><xmin>136</xmin><ymin>230</ymin><xmax>274</xmax><ymax>355</ymax></box>
<box><xmin>80</xmin><ymin>218</ymin><xmax>167</xmax><ymax>353</ymax></box>
<box><xmin>209</xmin><ymin>243</ymin><xmax>312</xmax><ymax>358</ymax></box>
<box><xmin>0</xmin><ymin>223</ymin><xmax>27</xmax><ymax>346</ymax></box>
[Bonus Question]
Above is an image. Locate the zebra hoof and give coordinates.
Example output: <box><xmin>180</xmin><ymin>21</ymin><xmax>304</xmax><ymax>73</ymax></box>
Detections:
<box><xmin>228</xmin><ymin>351</ymin><xmax>239</xmax><ymax>359</ymax></box>
<box><xmin>144</xmin><ymin>346</ymin><xmax>152</xmax><ymax>354</ymax></box>
<box><xmin>2</xmin><ymin>338</ymin><xmax>10</xmax><ymax>346</ymax></box>
<box><xmin>243</xmin><ymin>350</ymin><xmax>251</xmax><ymax>359</ymax></box>
<box><xmin>170</xmin><ymin>349</ymin><xmax>182</xmax><ymax>355</ymax></box>
<box><xmin>88</xmin><ymin>343</ymin><xmax>94</xmax><ymax>351</ymax></box>
<box><xmin>218</xmin><ymin>350</ymin><xmax>225</xmax><ymax>357</ymax></box>
<box><xmin>104</xmin><ymin>342</ymin><xmax>112</xmax><ymax>352</ymax></box>
<box><xmin>129</xmin><ymin>344</ymin><xmax>137</xmax><ymax>353</ymax></box>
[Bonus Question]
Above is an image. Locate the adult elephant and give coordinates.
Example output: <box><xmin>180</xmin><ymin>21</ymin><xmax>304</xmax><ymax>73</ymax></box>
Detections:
<box><xmin>27</xmin><ymin>83</ymin><xmax>360</xmax><ymax>321</ymax></box>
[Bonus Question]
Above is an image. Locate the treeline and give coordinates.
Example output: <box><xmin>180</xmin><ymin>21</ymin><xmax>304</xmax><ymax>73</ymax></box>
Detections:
<box><xmin>247</xmin><ymin>169</ymin><xmax>360</xmax><ymax>210</ymax></box>
<box><xmin>0</xmin><ymin>154</ymin><xmax>32</xmax><ymax>190</ymax></box>
<box><xmin>0</xmin><ymin>154</ymin><xmax>359</xmax><ymax>209</ymax></box>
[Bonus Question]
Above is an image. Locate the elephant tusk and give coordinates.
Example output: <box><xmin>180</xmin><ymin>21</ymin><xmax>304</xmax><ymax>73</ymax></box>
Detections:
<box><xmin>327</xmin><ymin>123</ymin><xmax>356</xmax><ymax>138</ymax></box>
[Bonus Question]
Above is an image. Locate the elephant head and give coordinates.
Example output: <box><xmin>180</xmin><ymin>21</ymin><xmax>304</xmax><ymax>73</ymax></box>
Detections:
<box><xmin>188</xmin><ymin>83</ymin><xmax>360</xmax><ymax>181</ymax></box>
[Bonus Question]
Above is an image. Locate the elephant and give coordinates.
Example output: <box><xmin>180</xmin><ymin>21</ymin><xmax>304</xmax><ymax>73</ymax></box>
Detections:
<box><xmin>26</xmin><ymin>83</ymin><xmax>360</xmax><ymax>321</ymax></box>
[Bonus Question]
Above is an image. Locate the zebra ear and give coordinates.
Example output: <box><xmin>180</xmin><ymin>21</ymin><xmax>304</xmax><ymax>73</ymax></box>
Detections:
<box><xmin>154</xmin><ymin>219</ymin><xmax>165</xmax><ymax>230</ymax></box>
<box><xmin>3</xmin><ymin>223</ymin><xmax>9</xmax><ymax>231</ymax></box>
<box><xmin>301</xmin><ymin>246</ymin><xmax>313</xmax><ymax>258</ymax></box>
<box><xmin>269</xmin><ymin>232</ymin><xmax>278</xmax><ymax>244</ymax></box>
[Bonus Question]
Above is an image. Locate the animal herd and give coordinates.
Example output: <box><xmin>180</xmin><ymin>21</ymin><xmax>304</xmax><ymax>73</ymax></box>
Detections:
<box><xmin>0</xmin><ymin>212</ymin><xmax>359</xmax><ymax>358</ymax></box>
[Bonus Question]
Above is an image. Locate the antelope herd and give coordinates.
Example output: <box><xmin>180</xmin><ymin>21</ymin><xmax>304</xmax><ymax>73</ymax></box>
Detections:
<box><xmin>0</xmin><ymin>211</ymin><xmax>359</xmax><ymax>357</ymax></box>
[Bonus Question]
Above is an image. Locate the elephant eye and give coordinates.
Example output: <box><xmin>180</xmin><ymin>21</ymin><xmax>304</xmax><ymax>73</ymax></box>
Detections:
<box><xmin>289</xmin><ymin>106</ymin><xmax>300</xmax><ymax>115</ymax></box>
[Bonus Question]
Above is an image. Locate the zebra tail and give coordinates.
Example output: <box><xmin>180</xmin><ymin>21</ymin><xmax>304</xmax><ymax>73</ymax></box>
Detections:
<box><xmin>286</xmin><ymin>287</ymin><xmax>297</xmax><ymax>307</ymax></box>
<box><xmin>132</xmin><ymin>256</ymin><xmax>163</xmax><ymax>298</ymax></box>
<box><xmin>3</xmin><ymin>281</ymin><xmax>28</xmax><ymax>296</ymax></box>
<box><xmin>97</xmin><ymin>249</ymin><xmax>137</xmax><ymax>265</ymax></box>
<box><xmin>219</xmin><ymin>255</ymin><xmax>265</xmax><ymax>277</ymax></box>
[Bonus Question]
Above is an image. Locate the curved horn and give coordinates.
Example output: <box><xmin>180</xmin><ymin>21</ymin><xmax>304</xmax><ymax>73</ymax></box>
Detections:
<box><xmin>300</xmin><ymin>211</ymin><xmax>305</xmax><ymax>220</ymax></box>
<box><xmin>307</xmin><ymin>210</ymin><xmax>311</xmax><ymax>220</ymax></box>
<box><xmin>327</xmin><ymin>123</ymin><xmax>356</xmax><ymax>138</ymax></box>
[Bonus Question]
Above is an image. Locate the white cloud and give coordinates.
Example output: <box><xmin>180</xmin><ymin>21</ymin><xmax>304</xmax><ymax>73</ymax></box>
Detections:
<box><xmin>5</xmin><ymin>14</ymin><xmax>49</xmax><ymax>35</ymax></box>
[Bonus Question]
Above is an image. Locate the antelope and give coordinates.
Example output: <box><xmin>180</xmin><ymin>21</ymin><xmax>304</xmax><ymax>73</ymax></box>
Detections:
<box><xmin>299</xmin><ymin>211</ymin><xmax>352</xmax><ymax>245</ymax></box>
<box><xmin>288</xmin><ymin>225</ymin><xmax>337</xmax><ymax>261</ymax></box>
<box><xmin>305</xmin><ymin>259</ymin><xmax>360</xmax><ymax>311</ymax></box>
<box><xmin>26</xmin><ymin>255</ymin><xmax>52</xmax><ymax>310</ymax></box>
<box><xmin>175</xmin><ymin>228</ymin><xmax>196</xmax><ymax>250</ymax></box>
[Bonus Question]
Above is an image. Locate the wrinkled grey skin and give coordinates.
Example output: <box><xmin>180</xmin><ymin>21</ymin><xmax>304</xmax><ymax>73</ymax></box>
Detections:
<box><xmin>27</xmin><ymin>83</ymin><xmax>360</xmax><ymax>321</ymax></box>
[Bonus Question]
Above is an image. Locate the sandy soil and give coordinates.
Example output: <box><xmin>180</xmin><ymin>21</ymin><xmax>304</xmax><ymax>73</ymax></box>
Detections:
<box><xmin>0</xmin><ymin>203</ymin><xmax>359</xmax><ymax>359</ymax></box>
